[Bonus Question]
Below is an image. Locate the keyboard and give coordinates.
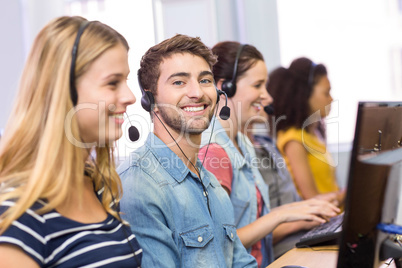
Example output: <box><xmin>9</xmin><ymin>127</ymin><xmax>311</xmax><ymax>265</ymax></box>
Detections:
<box><xmin>295</xmin><ymin>213</ymin><xmax>344</xmax><ymax>248</ymax></box>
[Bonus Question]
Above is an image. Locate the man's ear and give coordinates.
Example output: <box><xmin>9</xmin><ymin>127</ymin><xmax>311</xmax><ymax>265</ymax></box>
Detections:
<box><xmin>151</xmin><ymin>91</ymin><xmax>159</xmax><ymax>112</ymax></box>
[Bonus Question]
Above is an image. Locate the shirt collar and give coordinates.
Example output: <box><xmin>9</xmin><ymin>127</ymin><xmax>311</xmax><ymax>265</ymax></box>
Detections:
<box><xmin>145</xmin><ymin>133</ymin><xmax>212</xmax><ymax>187</ymax></box>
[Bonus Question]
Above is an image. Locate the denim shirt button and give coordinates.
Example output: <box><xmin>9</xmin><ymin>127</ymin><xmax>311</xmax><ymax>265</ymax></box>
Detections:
<box><xmin>198</xmin><ymin>236</ymin><xmax>203</xmax><ymax>243</ymax></box>
<box><xmin>231</xmin><ymin>233</ymin><xmax>234</xmax><ymax>239</ymax></box>
<box><xmin>203</xmin><ymin>191</ymin><xmax>207</xmax><ymax>197</ymax></box>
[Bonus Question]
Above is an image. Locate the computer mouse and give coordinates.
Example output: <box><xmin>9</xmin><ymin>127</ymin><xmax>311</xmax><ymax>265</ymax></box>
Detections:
<box><xmin>280</xmin><ymin>266</ymin><xmax>308</xmax><ymax>268</ymax></box>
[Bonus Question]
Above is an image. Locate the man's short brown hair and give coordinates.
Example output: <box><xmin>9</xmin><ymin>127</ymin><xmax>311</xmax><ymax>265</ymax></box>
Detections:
<box><xmin>138</xmin><ymin>34</ymin><xmax>217</xmax><ymax>96</ymax></box>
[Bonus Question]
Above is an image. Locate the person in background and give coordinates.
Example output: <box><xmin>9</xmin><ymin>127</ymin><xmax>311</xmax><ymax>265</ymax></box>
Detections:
<box><xmin>199</xmin><ymin>41</ymin><xmax>340</xmax><ymax>267</ymax></box>
<box><xmin>252</xmin><ymin>115</ymin><xmax>302</xmax><ymax>209</ymax></box>
<box><xmin>251</xmin><ymin>101</ymin><xmax>340</xmax><ymax>258</ymax></box>
<box><xmin>0</xmin><ymin>16</ymin><xmax>142</xmax><ymax>267</ymax></box>
<box><xmin>268</xmin><ymin>57</ymin><xmax>345</xmax><ymax>204</ymax></box>
<box><xmin>118</xmin><ymin>34</ymin><xmax>257</xmax><ymax>267</ymax></box>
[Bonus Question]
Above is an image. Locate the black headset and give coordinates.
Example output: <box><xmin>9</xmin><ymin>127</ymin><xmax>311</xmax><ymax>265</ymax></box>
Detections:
<box><xmin>69</xmin><ymin>21</ymin><xmax>90</xmax><ymax>106</ymax></box>
<box><xmin>138</xmin><ymin>69</ymin><xmax>227</xmax><ymax>113</ymax></box>
<box><xmin>221</xmin><ymin>44</ymin><xmax>245</xmax><ymax>98</ymax></box>
<box><xmin>219</xmin><ymin>44</ymin><xmax>274</xmax><ymax>115</ymax></box>
<box><xmin>135</xmin><ymin>69</ymin><xmax>220</xmax><ymax>215</ymax></box>
<box><xmin>127</xmin><ymin>69</ymin><xmax>230</xmax><ymax>142</ymax></box>
<box><xmin>127</xmin><ymin>55</ymin><xmax>234</xmax><ymax>143</ymax></box>
<box><xmin>137</xmin><ymin>69</ymin><xmax>154</xmax><ymax>112</ymax></box>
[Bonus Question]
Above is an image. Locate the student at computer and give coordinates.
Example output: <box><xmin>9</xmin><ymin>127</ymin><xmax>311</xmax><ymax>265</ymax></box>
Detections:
<box><xmin>268</xmin><ymin>57</ymin><xmax>345</xmax><ymax>203</ymax></box>
<box><xmin>251</xmin><ymin>109</ymin><xmax>341</xmax><ymax>257</ymax></box>
<box><xmin>0</xmin><ymin>16</ymin><xmax>142</xmax><ymax>267</ymax></box>
<box><xmin>251</xmin><ymin>107</ymin><xmax>339</xmax><ymax>208</ymax></box>
<box><xmin>118</xmin><ymin>34</ymin><xmax>257</xmax><ymax>267</ymax></box>
<box><xmin>199</xmin><ymin>41</ymin><xmax>340</xmax><ymax>267</ymax></box>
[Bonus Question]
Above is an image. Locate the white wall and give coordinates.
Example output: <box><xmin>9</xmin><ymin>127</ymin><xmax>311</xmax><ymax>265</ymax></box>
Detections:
<box><xmin>0</xmin><ymin>0</ymin><xmax>25</xmax><ymax>130</ymax></box>
<box><xmin>152</xmin><ymin>0</ymin><xmax>282</xmax><ymax>70</ymax></box>
<box><xmin>239</xmin><ymin>0</ymin><xmax>281</xmax><ymax>72</ymax></box>
<box><xmin>0</xmin><ymin>0</ymin><xmax>65</xmax><ymax>131</ymax></box>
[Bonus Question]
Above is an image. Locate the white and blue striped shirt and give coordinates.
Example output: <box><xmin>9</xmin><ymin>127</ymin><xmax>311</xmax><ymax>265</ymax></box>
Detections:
<box><xmin>0</xmin><ymin>199</ymin><xmax>142</xmax><ymax>267</ymax></box>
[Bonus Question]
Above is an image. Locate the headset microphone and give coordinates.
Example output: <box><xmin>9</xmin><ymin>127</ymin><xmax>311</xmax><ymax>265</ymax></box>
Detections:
<box><xmin>125</xmin><ymin>112</ymin><xmax>140</xmax><ymax>142</ymax></box>
<box><xmin>216</xmin><ymin>89</ymin><xmax>230</xmax><ymax>120</ymax></box>
<box><xmin>128</xmin><ymin>125</ymin><xmax>140</xmax><ymax>142</ymax></box>
<box><xmin>264</xmin><ymin>104</ymin><xmax>275</xmax><ymax>115</ymax></box>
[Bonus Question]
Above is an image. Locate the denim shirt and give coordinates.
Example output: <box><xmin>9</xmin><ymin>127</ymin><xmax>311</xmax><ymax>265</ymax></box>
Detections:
<box><xmin>118</xmin><ymin>133</ymin><xmax>257</xmax><ymax>268</ymax></box>
<box><xmin>201</xmin><ymin>119</ymin><xmax>275</xmax><ymax>266</ymax></box>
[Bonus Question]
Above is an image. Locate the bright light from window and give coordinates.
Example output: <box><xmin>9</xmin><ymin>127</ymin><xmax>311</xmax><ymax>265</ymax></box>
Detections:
<box><xmin>276</xmin><ymin>0</ymin><xmax>402</xmax><ymax>146</ymax></box>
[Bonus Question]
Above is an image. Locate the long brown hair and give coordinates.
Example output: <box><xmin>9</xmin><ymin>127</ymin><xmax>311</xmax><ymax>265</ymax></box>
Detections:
<box><xmin>268</xmin><ymin>57</ymin><xmax>327</xmax><ymax>136</ymax></box>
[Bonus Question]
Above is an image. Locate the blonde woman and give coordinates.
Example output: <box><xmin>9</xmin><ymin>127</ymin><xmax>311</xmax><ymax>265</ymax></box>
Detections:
<box><xmin>0</xmin><ymin>16</ymin><xmax>142</xmax><ymax>267</ymax></box>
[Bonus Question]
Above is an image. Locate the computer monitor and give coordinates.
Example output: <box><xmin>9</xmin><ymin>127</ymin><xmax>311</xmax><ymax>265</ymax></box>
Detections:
<box><xmin>337</xmin><ymin>101</ymin><xmax>402</xmax><ymax>267</ymax></box>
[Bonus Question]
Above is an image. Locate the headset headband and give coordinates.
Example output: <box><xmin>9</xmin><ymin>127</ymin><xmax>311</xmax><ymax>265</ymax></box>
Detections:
<box><xmin>70</xmin><ymin>20</ymin><xmax>90</xmax><ymax>106</ymax></box>
<box><xmin>231</xmin><ymin>44</ymin><xmax>245</xmax><ymax>85</ymax></box>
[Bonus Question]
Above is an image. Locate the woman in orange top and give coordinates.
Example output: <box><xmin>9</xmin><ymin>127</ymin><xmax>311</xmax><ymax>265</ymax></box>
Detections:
<box><xmin>268</xmin><ymin>57</ymin><xmax>345</xmax><ymax>204</ymax></box>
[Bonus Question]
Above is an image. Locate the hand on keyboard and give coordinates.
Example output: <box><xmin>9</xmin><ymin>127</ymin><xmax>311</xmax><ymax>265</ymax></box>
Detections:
<box><xmin>270</xmin><ymin>198</ymin><xmax>341</xmax><ymax>224</ymax></box>
<box><xmin>295</xmin><ymin>213</ymin><xmax>344</xmax><ymax>248</ymax></box>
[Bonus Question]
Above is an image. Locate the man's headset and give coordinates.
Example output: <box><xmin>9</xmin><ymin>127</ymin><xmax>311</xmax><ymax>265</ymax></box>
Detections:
<box><xmin>128</xmin><ymin>69</ymin><xmax>231</xmax><ymax>215</ymax></box>
<box><xmin>127</xmin><ymin>70</ymin><xmax>230</xmax><ymax>142</ymax></box>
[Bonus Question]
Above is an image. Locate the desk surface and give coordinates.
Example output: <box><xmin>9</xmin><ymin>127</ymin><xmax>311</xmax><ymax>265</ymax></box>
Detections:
<box><xmin>267</xmin><ymin>246</ymin><xmax>396</xmax><ymax>268</ymax></box>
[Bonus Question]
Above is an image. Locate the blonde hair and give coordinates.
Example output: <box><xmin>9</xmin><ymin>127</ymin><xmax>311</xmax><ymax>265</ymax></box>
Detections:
<box><xmin>0</xmin><ymin>16</ymin><xmax>129</xmax><ymax>233</ymax></box>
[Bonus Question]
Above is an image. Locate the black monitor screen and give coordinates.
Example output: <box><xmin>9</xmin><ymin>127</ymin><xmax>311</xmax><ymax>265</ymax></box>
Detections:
<box><xmin>337</xmin><ymin>101</ymin><xmax>402</xmax><ymax>268</ymax></box>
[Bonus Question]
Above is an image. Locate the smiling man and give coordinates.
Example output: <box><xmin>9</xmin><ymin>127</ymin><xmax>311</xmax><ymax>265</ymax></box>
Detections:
<box><xmin>117</xmin><ymin>34</ymin><xmax>257</xmax><ymax>267</ymax></box>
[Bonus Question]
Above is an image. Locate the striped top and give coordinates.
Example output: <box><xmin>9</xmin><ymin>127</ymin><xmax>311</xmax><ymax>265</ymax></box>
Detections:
<box><xmin>0</xmin><ymin>198</ymin><xmax>142</xmax><ymax>267</ymax></box>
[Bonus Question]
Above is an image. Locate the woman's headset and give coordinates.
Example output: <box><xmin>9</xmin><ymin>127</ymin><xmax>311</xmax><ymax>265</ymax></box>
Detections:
<box><xmin>220</xmin><ymin>44</ymin><xmax>245</xmax><ymax>98</ymax></box>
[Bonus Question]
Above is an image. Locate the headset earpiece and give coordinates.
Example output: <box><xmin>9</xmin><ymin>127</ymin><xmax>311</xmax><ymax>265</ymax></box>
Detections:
<box><xmin>138</xmin><ymin>70</ymin><xmax>155</xmax><ymax>112</ymax></box>
<box><xmin>221</xmin><ymin>44</ymin><xmax>245</xmax><ymax>99</ymax></box>
<box><xmin>221</xmin><ymin>79</ymin><xmax>236</xmax><ymax>98</ymax></box>
<box><xmin>141</xmin><ymin>91</ymin><xmax>154</xmax><ymax>112</ymax></box>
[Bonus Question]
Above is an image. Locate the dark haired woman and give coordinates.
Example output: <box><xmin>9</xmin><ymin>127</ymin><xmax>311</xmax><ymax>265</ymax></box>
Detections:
<box><xmin>200</xmin><ymin>44</ymin><xmax>340</xmax><ymax>267</ymax></box>
<box><xmin>268</xmin><ymin>57</ymin><xmax>345</xmax><ymax>204</ymax></box>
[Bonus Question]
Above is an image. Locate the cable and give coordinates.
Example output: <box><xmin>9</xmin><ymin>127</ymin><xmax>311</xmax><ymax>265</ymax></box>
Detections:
<box><xmin>152</xmin><ymin>111</ymin><xmax>212</xmax><ymax>215</ymax></box>
<box><xmin>200</xmin><ymin>101</ymin><xmax>220</xmax><ymax>168</ymax></box>
<box><xmin>385</xmin><ymin>258</ymin><xmax>394</xmax><ymax>266</ymax></box>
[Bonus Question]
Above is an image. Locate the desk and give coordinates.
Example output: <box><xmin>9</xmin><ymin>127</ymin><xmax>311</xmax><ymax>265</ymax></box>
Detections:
<box><xmin>267</xmin><ymin>246</ymin><xmax>396</xmax><ymax>268</ymax></box>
